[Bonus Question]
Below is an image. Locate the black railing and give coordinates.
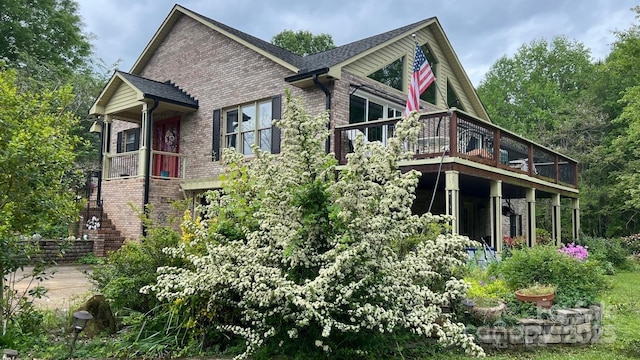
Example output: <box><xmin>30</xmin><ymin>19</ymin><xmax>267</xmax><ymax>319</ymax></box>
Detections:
<box><xmin>334</xmin><ymin>110</ymin><xmax>578</xmax><ymax>188</ymax></box>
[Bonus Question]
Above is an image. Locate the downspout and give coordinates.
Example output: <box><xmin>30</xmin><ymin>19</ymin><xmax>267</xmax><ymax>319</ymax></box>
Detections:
<box><xmin>312</xmin><ymin>74</ymin><xmax>332</xmax><ymax>153</ymax></box>
<box><xmin>142</xmin><ymin>97</ymin><xmax>160</xmax><ymax>237</ymax></box>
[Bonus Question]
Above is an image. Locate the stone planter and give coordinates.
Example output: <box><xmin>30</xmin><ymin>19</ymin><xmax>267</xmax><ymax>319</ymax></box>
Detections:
<box><xmin>515</xmin><ymin>290</ymin><xmax>555</xmax><ymax>308</ymax></box>
<box><xmin>471</xmin><ymin>301</ymin><xmax>506</xmax><ymax>322</ymax></box>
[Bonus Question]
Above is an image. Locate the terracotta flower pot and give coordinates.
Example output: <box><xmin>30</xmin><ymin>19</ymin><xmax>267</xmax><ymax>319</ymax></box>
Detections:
<box><xmin>515</xmin><ymin>289</ymin><xmax>555</xmax><ymax>308</ymax></box>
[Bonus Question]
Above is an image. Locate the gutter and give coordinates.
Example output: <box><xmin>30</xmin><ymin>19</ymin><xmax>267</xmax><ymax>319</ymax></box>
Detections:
<box><xmin>142</xmin><ymin>97</ymin><xmax>160</xmax><ymax>237</ymax></box>
<box><xmin>312</xmin><ymin>73</ymin><xmax>332</xmax><ymax>154</ymax></box>
<box><xmin>284</xmin><ymin>67</ymin><xmax>329</xmax><ymax>83</ymax></box>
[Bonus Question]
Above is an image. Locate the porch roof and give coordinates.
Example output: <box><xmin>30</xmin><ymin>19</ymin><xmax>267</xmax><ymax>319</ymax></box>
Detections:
<box><xmin>89</xmin><ymin>71</ymin><xmax>198</xmax><ymax>117</ymax></box>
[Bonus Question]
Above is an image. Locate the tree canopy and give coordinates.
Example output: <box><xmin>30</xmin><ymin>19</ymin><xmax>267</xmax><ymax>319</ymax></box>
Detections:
<box><xmin>0</xmin><ymin>66</ymin><xmax>81</xmax><ymax>239</ymax></box>
<box><xmin>271</xmin><ymin>29</ymin><xmax>335</xmax><ymax>56</ymax></box>
<box><xmin>477</xmin><ymin>7</ymin><xmax>640</xmax><ymax>236</ymax></box>
<box><xmin>477</xmin><ymin>36</ymin><xmax>595</xmax><ymax>140</ymax></box>
<box><xmin>0</xmin><ymin>0</ymin><xmax>92</xmax><ymax>73</ymax></box>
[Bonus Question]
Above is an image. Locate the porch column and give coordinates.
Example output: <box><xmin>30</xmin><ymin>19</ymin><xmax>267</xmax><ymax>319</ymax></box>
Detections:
<box><xmin>490</xmin><ymin>180</ymin><xmax>503</xmax><ymax>253</ymax></box>
<box><xmin>139</xmin><ymin>103</ymin><xmax>149</xmax><ymax>177</ymax></box>
<box><xmin>572</xmin><ymin>198</ymin><xmax>580</xmax><ymax>241</ymax></box>
<box><xmin>102</xmin><ymin>115</ymin><xmax>112</xmax><ymax>178</ymax></box>
<box><xmin>445</xmin><ymin>171</ymin><xmax>460</xmax><ymax>235</ymax></box>
<box><xmin>551</xmin><ymin>193</ymin><xmax>561</xmax><ymax>246</ymax></box>
<box><xmin>526</xmin><ymin>188</ymin><xmax>536</xmax><ymax>247</ymax></box>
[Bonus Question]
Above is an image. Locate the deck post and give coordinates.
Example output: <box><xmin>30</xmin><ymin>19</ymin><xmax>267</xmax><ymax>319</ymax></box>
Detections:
<box><xmin>526</xmin><ymin>188</ymin><xmax>536</xmax><ymax>247</ymax></box>
<box><xmin>445</xmin><ymin>170</ymin><xmax>460</xmax><ymax>235</ymax></box>
<box><xmin>490</xmin><ymin>180</ymin><xmax>503</xmax><ymax>253</ymax></box>
<box><xmin>572</xmin><ymin>198</ymin><xmax>580</xmax><ymax>241</ymax></box>
<box><xmin>551</xmin><ymin>193</ymin><xmax>561</xmax><ymax>246</ymax></box>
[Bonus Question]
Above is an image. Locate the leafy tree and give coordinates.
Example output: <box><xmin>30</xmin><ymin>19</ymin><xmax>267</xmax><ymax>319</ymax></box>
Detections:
<box><xmin>0</xmin><ymin>0</ymin><xmax>104</xmax><ymax>172</ymax></box>
<box><xmin>578</xmin><ymin>7</ymin><xmax>640</xmax><ymax>236</ymax></box>
<box><xmin>144</xmin><ymin>92</ymin><xmax>482</xmax><ymax>358</ymax></box>
<box><xmin>0</xmin><ymin>0</ymin><xmax>91</xmax><ymax>73</ymax></box>
<box><xmin>0</xmin><ymin>66</ymin><xmax>81</xmax><ymax>328</ymax></box>
<box><xmin>477</xmin><ymin>36</ymin><xmax>595</xmax><ymax>141</ymax></box>
<box><xmin>271</xmin><ymin>29</ymin><xmax>335</xmax><ymax>56</ymax></box>
<box><xmin>590</xmin><ymin>6</ymin><xmax>640</xmax><ymax>120</ymax></box>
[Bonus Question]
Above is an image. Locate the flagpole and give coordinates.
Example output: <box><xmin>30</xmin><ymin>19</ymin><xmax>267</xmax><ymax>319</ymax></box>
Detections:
<box><xmin>411</xmin><ymin>34</ymin><xmax>452</xmax><ymax>214</ymax></box>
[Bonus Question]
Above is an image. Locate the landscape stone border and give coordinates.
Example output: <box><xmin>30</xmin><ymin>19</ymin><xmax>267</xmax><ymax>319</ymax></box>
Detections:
<box><xmin>476</xmin><ymin>304</ymin><xmax>603</xmax><ymax>349</ymax></box>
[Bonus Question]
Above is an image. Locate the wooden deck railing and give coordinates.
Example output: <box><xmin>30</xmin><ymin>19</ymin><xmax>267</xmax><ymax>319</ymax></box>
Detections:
<box><xmin>334</xmin><ymin>110</ymin><xmax>578</xmax><ymax>188</ymax></box>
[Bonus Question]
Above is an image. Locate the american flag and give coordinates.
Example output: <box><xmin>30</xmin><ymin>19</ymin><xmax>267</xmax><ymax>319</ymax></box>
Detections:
<box><xmin>405</xmin><ymin>43</ymin><xmax>435</xmax><ymax>115</ymax></box>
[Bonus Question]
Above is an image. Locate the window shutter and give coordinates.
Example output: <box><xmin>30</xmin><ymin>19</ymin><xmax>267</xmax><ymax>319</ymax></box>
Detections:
<box><xmin>116</xmin><ymin>131</ymin><xmax>123</xmax><ymax>153</ymax></box>
<box><xmin>133</xmin><ymin>128</ymin><xmax>141</xmax><ymax>150</ymax></box>
<box><xmin>212</xmin><ymin>109</ymin><xmax>221</xmax><ymax>161</ymax></box>
<box><xmin>271</xmin><ymin>95</ymin><xmax>282</xmax><ymax>154</ymax></box>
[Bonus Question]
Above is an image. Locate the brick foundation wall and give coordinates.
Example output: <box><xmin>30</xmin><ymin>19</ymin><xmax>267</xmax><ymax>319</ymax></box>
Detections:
<box><xmin>149</xmin><ymin>178</ymin><xmax>184</xmax><ymax>231</ymax></box>
<box><xmin>477</xmin><ymin>304</ymin><xmax>603</xmax><ymax>349</ymax></box>
<box><xmin>101</xmin><ymin>177</ymin><xmax>144</xmax><ymax>240</ymax></box>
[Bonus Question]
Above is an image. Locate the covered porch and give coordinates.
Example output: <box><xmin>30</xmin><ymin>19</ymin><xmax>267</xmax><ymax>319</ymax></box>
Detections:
<box><xmin>89</xmin><ymin>71</ymin><xmax>199</xmax><ymax>239</ymax></box>
<box><xmin>90</xmin><ymin>71</ymin><xmax>198</xmax><ymax>182</ymax></box>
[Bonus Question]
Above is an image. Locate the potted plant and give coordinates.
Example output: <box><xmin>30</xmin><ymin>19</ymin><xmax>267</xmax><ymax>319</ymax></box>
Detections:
<box><xmin>464</xmin><ymin>275</ymin><xmax>509</xmax><ymax>322</ymax></box>
<box><xmin>515</xmin><ymin>284</ymin><xmax>556</xmax><ymax>308</ymax></box>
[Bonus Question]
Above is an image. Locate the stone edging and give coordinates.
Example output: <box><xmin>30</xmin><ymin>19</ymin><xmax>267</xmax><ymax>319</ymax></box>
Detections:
<box><xmin>476</xmin><ymin>304</ymin><xmax>603</xmax><ymax>349</ymax></box>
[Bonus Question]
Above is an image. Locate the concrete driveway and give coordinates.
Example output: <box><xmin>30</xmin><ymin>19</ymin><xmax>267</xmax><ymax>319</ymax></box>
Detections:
<box><xmin>9</xmin><ymin>264</ymin><xmax>94</xmax><ymax>310</ymax></box>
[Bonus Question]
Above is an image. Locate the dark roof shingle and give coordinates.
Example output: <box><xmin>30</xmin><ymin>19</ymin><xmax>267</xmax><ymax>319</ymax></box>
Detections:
<box><xmin>187</xmin><ymin>6</ymin><xmax>434</xmax><ymax>73</ymax></box>
<box><xmin>117</xmin><ymin>71</ymin><xmax>198</xmax><ymax>108</ymax></box>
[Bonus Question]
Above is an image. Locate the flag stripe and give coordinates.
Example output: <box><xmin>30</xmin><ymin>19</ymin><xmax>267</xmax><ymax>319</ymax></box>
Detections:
<box><xmin>405</xmin><ymin>43</ymin><xmax>435</xmax><ymax>116</ymax></box>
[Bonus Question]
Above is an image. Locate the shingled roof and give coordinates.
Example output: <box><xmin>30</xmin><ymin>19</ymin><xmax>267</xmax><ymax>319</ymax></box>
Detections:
<box><xmin>303</xmin><ymin>17</ymin><xmax>435</xmax><ymax>71</ymax></box>
<box><xmin>189</xmin><ymin>6</ymin><xmax>434</xmax><ymax>73</ymax></box>
<box><xmin>195</xmin><ymin>12</ymin><xmax>307</xmax><ymax>69</ymax></box>
<box><xmin>117</xmin><ymin>71</ymin><xmax>199</xmax><ymax>108</ymax></box>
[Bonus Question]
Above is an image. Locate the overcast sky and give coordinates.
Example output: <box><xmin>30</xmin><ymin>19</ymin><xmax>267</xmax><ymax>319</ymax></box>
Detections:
<box><xmin>77</xmin><ymin>0</ymin><xmax>638</xmax><ymax>86</ymax></box>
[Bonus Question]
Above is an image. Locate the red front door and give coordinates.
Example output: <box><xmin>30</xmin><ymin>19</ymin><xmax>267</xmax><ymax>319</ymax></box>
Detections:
<box><xmin>153</xmin><ymin>117</ymin><xmax>180</xmax><ymax>177</ymax></box>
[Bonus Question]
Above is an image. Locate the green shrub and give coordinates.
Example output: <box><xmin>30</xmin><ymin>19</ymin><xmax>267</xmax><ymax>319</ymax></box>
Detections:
<box><xmin>76</xmin><ymin>252</ymin><xmax>104</xmax><ymax>265</ymax></box>
<box><xmin>491</xmin><ymin>245</ymin><xmax>609</xmax><ymax>307</ymax></box>
<box><xmin>90</xmin><ymin>226</ymin><xmax>182</xmax><ymax>313</ymax></box>
<box><xmin>580</xmin><ymin>236</ymin><xmax>631</xmax><ymax>270</ymax></box>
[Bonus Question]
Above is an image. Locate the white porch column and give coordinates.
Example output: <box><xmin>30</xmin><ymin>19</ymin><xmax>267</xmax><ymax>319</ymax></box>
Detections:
<box><xmin>139</xmin><ymin>103</ymin><xmax>149</xmax><ymax>177</ymax></box>
<box><xmin>445</xmin><ymin>171</ymin><xmax>460</xmax><ymax>235</ymax></box>
<box><xmin>572</xmin><ymin>198</ymin><xmax>580</xmax><ymax>241</ymax></box>
<box><xmin>526</xmin><ymin>188</ymin><xmax>536</xmax><ymax>247</ymax></box>
<box><xmin>551</xmin><ymin>193</ymin><xmax>561</xmax><ymax>246</ymax></box>
<box><xmin>490</xmin><ymin>180</ymin><xmax>503</xmax><ymax>253</ymax></box>
<box><xmin>102</xmin><ymin>115</ymin><xmax>112</xmax><ymax>178</ymax></box>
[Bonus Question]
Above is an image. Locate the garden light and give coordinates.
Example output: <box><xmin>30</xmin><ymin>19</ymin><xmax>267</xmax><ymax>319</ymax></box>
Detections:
<box><xmin>70</xmin><ymin>310</ymin><xmax>93</xmax><ymax>355</ymax></box>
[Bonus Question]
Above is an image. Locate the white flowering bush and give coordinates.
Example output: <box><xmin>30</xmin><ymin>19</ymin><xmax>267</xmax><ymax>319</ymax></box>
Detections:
<box><xmin>143</xmin><ymin>90</ymin><xmax>484</xmax><ymax>358</ymax></box>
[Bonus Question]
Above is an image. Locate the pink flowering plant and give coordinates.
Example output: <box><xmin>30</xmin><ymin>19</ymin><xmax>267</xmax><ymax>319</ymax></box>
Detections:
<box><xmin>558</xmin><ymin>242</ymin><xmax>588</xmax><ymax>261</ymax></box>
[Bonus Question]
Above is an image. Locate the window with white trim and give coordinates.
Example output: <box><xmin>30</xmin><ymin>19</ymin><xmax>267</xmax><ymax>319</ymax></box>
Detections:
<box><xmin>224</xmin><ymin>99</ymin><xmax>272</xmax><ymax>155</ymax></box>
<box><xmin>349</xmin><ymin>92</ymin><xmax>403</xmax><ymax>144</ymax></box>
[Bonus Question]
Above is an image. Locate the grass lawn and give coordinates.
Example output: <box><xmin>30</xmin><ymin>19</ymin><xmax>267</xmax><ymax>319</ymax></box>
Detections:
<box><xmin>431</xmin><ymin>268</ymin><xmax>640</xmax><ymax>360</ymax></box>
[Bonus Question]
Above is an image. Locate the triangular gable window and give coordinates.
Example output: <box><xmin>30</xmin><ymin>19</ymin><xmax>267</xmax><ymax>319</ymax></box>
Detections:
<box><xmin>368</xmin><ymin>56</ymin><xmax>404</xmax><ymax>91</ymax></box>
<box><xmin>419</xmin><ymin>44</ymin><xmax>438</xmax><ymax>105</ymax></box>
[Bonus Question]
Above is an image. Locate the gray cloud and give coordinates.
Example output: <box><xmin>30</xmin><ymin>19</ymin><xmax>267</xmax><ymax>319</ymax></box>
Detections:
<box><xmin>77</xmin><ymin>0</ymin><xmax>638</xmax><ymax>85</ymax></box>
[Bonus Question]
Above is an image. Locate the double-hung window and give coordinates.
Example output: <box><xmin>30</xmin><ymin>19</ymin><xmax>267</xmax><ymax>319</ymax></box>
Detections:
<box><xmin>224</xmin><ymin>99</ymin><xmax>272</xmax><ymax>155</ymax></box>
<box><xmin>116</xmin><ymin>128</ymin><xmax>140</xmax><ymax>153</ymax></box>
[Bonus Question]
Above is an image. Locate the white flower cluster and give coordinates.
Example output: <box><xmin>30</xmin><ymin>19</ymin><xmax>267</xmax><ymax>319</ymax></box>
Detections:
<box><xmin>144</xmin><ymin>92</ymin><xmax>484</xmax><ymax>358</ymax></box>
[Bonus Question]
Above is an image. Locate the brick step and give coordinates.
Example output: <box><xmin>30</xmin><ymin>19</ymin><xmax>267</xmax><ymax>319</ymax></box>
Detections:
<box><xmin>80</xmin><ymin>206</ymin><xmax>126</xmax><ymax>255</ymax></box>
